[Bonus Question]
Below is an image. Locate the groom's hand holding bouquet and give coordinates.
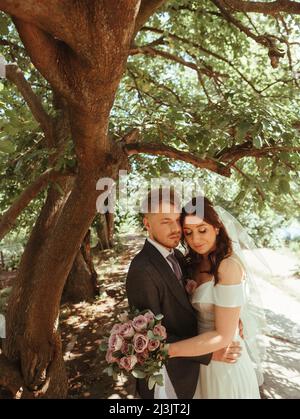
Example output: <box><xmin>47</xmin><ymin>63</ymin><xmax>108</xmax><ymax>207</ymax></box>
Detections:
<box><xmin>100</xmin><ymin>309</ymin><xmax>169</xmax><ymax>390</ymax></box>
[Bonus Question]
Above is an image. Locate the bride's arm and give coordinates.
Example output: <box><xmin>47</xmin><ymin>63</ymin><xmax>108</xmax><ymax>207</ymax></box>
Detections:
<box><xmin>168</xmin><ymin>258</ymin><xmax>244</xmax><ymax>358</ymax></box>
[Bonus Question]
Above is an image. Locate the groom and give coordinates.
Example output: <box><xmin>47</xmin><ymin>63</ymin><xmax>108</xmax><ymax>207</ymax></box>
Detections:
<box><xmin>126</xmin><ymin>188</ymin><xmax>241</xmax><ymax>399</ymax></box>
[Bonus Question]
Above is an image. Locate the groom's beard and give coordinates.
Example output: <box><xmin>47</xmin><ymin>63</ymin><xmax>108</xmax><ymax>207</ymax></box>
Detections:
<box><xmin>153</xmin><ymin>232</ymin><xmax>181</xmax><ymax>249</ymax></box>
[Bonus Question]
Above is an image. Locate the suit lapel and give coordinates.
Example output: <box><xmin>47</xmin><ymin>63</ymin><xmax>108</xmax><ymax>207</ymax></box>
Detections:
<box><xmin>142</xmin><ymin>240</ymin><xmax>196</xmax><ymax>318</ymax></box>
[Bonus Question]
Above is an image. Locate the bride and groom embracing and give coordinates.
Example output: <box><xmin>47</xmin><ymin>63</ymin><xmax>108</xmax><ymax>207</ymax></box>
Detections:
<box><xmin>126</xmin><ymin>188</ymin><xmax>266</xmax><ymax>399</ymax></box>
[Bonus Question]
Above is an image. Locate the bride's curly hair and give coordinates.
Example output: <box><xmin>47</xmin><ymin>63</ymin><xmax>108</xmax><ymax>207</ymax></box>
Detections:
<box><xmin>180</xmin><ymin>196</ymin><xmax>233</xmax><ymax>285</ymax></box>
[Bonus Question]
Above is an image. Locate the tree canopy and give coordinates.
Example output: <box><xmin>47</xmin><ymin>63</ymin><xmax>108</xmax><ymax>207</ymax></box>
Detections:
<box><xmin>1</xmin><ymin>1</ymin><xmax>299</xmax><ymax>242</ymax></box>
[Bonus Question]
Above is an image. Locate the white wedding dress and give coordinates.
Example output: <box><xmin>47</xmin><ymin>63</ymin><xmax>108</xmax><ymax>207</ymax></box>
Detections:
<box><xmin>192</xmin><ymin>256</ymin><xmax>261</xmax><ymax>399</ymax></box>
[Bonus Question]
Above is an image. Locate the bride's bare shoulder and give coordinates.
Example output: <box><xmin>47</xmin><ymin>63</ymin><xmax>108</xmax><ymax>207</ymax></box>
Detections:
<box><xmin>217</xmin><ymin>256</ymin><xmax>244</xmax><ymax>285</ymax></box>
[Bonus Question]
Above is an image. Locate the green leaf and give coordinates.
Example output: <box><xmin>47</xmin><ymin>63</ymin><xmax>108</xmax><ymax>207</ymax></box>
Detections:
<box><xmin>214</xmin><ymin>115</ymin><xmax>231</xmax><ymax>130</ymax></box>
<box><xmin>253</xmin><ymin>135</ymin><xmax>263</xmax><ymax>149</ymax></box>
<box><xmin>154</xmin><ymin>314</ymin><xmax>163</xmax><ymax>321</ymax></box>
<box><xmin>148</xmin><ymin>319</ymin><xmax>155</xmax><ymax>329</ymax></box>
<box><xmin>99</xmin><ymin>341</ymin><xmax>108</xmax><ymax>352</ymax></box>
<box><xmin>2</xmin><ymin>124</ymin><xmax>19</xmax><ymax>136</ymax></box>
<box><xmin>251</xmin><ymin>122</ymin><xmax>263</xmax><ymax>138</ymax></box>
<box><xmin>148</xmin><ymin>375</ymin><xmax>157</xmax><ymax>391</ymax></box>
<box><xmin>281</xmin><ymin>132</ymin><xmax>295</xmax><ymax>141</ymax></box>
<box><xmin>0</xmin><ymin>16</ymin><xmax>9</xmax><ymax>36</ymax></box>
<box><xmin>160</xmin><ymin>344</ymin><xmax>170</xmax><ymax>358</ymax></box>
<box><xmin>154</xmin><ymin>374</ymin><xmax>164</xmax><ymax>386</ymax></box>
<box><xmin>279</xmin><ymin>178</ymin><xmax>291</xmax><ymax>194</ymax></box>
<box><xmin>256</xmin><ymin>158</ymin><xmax>269</xmax><ymax>171</ymax></box>
<box><xmin>132</xmin><ymin>369</ymin><xmax>146</xmax><ymax>379</ymax></box>
<box><xmin>147</xmin><ymin>330</ymin><xmax>156</xmax><ymax>340</ymax></box>
<box><xmin>279</xmin><ymin>152</ymin><xmax>291</xmax><ymax>162</ymax></box>
<box><xmin>236</xmin><ymin>120</ymin><xmax>252</xmax><ymax>141</ymax></box>
<box><xmin>112</xmin><ymin>371</ymin><xmax>119</xmax><ymax>381</ymax></box>
<box><xmin>0</xmin><ymin>137</ymin><xmax>15</xmax><ymax>154</ymax></box>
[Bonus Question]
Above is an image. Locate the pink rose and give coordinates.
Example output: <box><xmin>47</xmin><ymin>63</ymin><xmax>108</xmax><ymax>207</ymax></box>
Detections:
<box><xmin>120</xmin><ymin>321</ymin><xmax>135</xmax><ymax>339</ymax></box>
<box><xmin>153</xmin><ymin>325</ymin><xmax>167</xmax><ymax>340</ymax></box>
<box><xmin>144</xmin><ymin>311</ymin><xmax>155</xmax><ymax>324</ymax></box>
<box><xmin>119</xmin><ymin>355</ymin><xmax>138</xmax><ymax>372</ymax></box>
<box><xmin>108</xmin><ymin>334</ymin><xmax>124</xmax><ymax>352</ymax></box>
<box><xmin>137</xmin><ymin>349</ymin><xmax>149</xmax><ymax>365</ymax></box>
<box><xmin>133</xmin><ymin>333</ymin><xmax>149</xmax><ymax>353</ymax></box>
<box><xmin>132</xmin><ymin>315</ymin><xmax>148</xmax><ymax>332</ymax></box>
<box><xmin>148</xmin><ymin>339</ymin><xmax>160</xmax><ymax>352</ymax></box>
<box><xmin>111</xmin><ymin>323</ymin><xmax>123</xmax><ymax>335</ymax></box>
<box><xmin>106</xmin><ymin>350</ymin><xmax>118</xmax><ymax>364</ymax></box>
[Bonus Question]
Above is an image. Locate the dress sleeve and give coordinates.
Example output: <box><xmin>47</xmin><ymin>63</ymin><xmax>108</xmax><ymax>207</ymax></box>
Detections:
<box><xmin>213</xmin><ymin>283</ymin><xmax>245</xmax><ymax>308</ymax></box>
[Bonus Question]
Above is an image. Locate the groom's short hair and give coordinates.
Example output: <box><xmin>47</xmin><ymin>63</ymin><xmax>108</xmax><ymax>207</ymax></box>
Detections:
<box><xmin>141</xmin><ymin>187</ymin><xmax>181</xmax><ymax>215</ymax></box>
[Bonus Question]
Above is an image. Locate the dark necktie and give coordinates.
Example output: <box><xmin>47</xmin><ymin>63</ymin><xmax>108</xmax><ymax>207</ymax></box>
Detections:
<box><xmin>166</xmin><ymin>253</ymin><xmax>183</xmax><ymax>287</ymax></box>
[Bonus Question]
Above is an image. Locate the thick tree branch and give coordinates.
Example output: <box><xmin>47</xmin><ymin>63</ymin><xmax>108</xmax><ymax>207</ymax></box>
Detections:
<box><xmin>0</xmin><ymin>169</ymin><xmax>74</xmax><ymax>241</ymax></box>
<box><xmin>139</xmin><ymin>27</ymin><xmax>261</xmax><ymax>93</ymax></box>
<box><xmin>134</xmin><ymin>0</ymin><xmax>166</xmax><ymax>36</ymax></box>
<box><xmin>0</xmin><ymin>1</ymin><xmax>71</xmax><ymax>47</ymax></box>
<box><xmin>8</xmin><ymin>3</ymin><xmax>140</xmax><ymax>112</ymax></box>
<box><xmin>211</xmin><ymin>0</ymin><xmax>285</xmax><ymax>68</ymax></box>
<box><xmin>212</xmin><ymin>0</ymin><xmax>263</xmax><ymax>40</ymax></box>
<box><xmin>219</xmin><ymin>145</ymin><xmax>300</xmax><ymax>166</ymax></box>
<box><xmin>124</xmin><ymin>142</ymin><xmax>230</xmax><ymax>176</ymax></box>
<box><xmin>129</xmin><ymin>45</ymin><xmax>224</xmax><ymax>80</ymax></box>
<box><xmin>12</xmin><ymin>18</ymin><xmax>75</xmax><ymax>101</ymax></box>
<box><xmin>0</xmin><ymin>1</ymin><xmax>62</xmax><ymax>21</ymax></box>
<box><xmin>218</xmin><ymin>0</ymin><xmax>300</xmax><ymax>15</ymax></box>
<box><xmin>1</xmin><ymin>1</ymin><xmax>138</xmax><ymax>68</ymax></box>
<box><xmin>5</xmin><ymin>63</ymin><xmax>54</xmax><ymax>146</ymax></box>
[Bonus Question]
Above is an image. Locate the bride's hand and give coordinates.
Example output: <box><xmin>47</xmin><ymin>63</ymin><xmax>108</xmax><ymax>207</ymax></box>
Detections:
<box><xmin>185</xmin><ymin>279</ymin><xmax>198</xmax><ymax>295</ymax></box>
<box><xmin>212</xmin><ymin>341</ymin><xmax>242</xmax><ymax>363</ymax></box>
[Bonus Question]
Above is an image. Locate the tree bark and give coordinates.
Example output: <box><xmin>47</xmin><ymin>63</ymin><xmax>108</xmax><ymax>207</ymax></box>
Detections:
<box><xmin>95</xmin><ymin>213</ymin><xmax>115</xmax><ymax>250</ymax></box>
<box><xmin>106</xmin><ymin>212</ymin><xmax>115</xmax><ymax>248</ymax></box>
<box><xmin>62</xmin><ymin>229</ymin><xmax>99</xmax><ymax>304</ymax></box>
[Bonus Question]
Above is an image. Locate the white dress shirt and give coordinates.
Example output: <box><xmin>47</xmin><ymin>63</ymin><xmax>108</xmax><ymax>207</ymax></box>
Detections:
<box><xmin>146</xmin><ymin>238</ymin><xmax>188</xmax><ymax>399</ymax></box>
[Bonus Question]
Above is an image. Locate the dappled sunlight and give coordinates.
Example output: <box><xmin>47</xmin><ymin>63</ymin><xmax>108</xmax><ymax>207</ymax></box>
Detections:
<box><xmin>262</xmin><ymin>337</ymin><xmax>300</xmax><ymax>399</ymax></box>
<box><xmin>59</xmin><ymin>234</ymin><xmax>146</xmax><ymax>398</ymax></box>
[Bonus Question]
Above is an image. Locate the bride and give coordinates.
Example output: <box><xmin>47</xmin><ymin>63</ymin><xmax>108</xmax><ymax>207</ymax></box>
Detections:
<box><xmin>164</xmin><ymin>196</ymin><xmax>267</xmax><ymax>399</ymax></box>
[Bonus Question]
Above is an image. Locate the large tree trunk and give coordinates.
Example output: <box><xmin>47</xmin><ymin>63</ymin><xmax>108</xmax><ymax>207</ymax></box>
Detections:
<box><xmin>2</xmin><ymin>176</ymin><xmax>74</xmax><ymax>398</ymax></box>
<box><xmin>1</xmin><ymin>114</ymin><xmax>128</xmax><ymax>398</ymax></box>
<box><xmin>2</xmin><ymin>166</ymin><xmax>106</xmax><ymax>398</ymax></box>
<box><xmin>0</xmin><ymin>0</ymin><xmax>140</xmax><ymax>399</ymax></box>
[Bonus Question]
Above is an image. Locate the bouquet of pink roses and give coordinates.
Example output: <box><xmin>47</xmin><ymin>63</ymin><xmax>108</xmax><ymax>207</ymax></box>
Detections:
<box><xmin>100</xmin><ymin>309</ymin><xmax>169</xmax><ymax>390</ymax></box>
